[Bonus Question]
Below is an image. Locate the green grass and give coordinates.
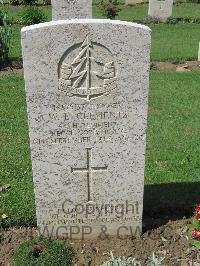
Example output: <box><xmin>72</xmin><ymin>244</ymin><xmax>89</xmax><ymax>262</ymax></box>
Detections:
<box><xmin>1</xmin><ymin>2</ymin><xmax>200</xmax><ymax>226</ymax></box>
<box><xmin>173</xmin><ymin>4</ymin><xmax>200</xmax><ymax>18</ymax></box>
<box><xmin>94</xmin><ymin>4</ymin><xmax>200</xmax><ymax>20</ymax></box>
<box><xmin>9</xmin><ymin>23</ymin><xmax>200</xmax><ymax>62</ymax></box>
<box><xmin>145</xmin><ymin>71</ymin><xmax>200</xmax><ymax>215</ymax></box>
<box><xmin>3</xmin><ymin>4</ymin><xmax>200</xmax><ymax>62</ymax></box>
<box><xmin>3</xmin><ymin>6</ymin><xmax>51</xmax><ymax>24</ymax></box>
<box><xmin>1</xmin><ymin>3</ymin><xmax>199</xmax><ymax>61</ymax></box>
<box><xmin>147</xmin><ymin>72</ymin><xmax>200</xmax><ymax>184</ymax></box>
<box><xmin>0</xmin><ymin>75</ymin><xmax>35</xmax><ymax>227</ymax></box>
<box><xmin>151</xmin><ymin>24</ymin><xmax>200</xmax><ymax>61</ymax></box>
<box><xmin>12</xmin><ymin>237</ymin><xmax>74</xmax><ymax>266</ymax></box>
<box><xmin>10</xmin><ymin>26</ymin><xmax>22</xmax><ymax>60</ymax></box>
<box><xmin>3</xmin><ymin>4</ymin><xmax>200</xmax><ymax>23</ymax></box>
<box><xmin>0</xmin><ymin>72</ymin><xmax>199</xmax><ymax>227</ymax></box>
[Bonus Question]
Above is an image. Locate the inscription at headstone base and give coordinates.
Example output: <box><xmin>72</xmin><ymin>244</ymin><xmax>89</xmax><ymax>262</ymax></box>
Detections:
<box><xmin>51</xmin><ymin>0</ymin><xmax>92</xmax><ymax>20</ymax></box>
<box><xmin>148</xmin><ymin>0</ymin><xmax>173</xmax><ymax>22</ymax></box>
<box><xmin>22</xmin><ymin>19</ymin><xmax>151</xmax><ymax>239</ymax></box>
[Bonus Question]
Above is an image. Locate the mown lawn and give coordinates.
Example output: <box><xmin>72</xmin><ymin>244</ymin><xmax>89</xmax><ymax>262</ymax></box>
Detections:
<box><xmin>151</xmin><ymin>24</ymin><xmax>200</xmax><ymax>61</ymax></box>
<box><xmin>0</xmin><ymin>72</ymin><xmax>199</xmax><ymax>227</ymax></box>
<box><xmin>3</xmin><ymin>3</ymin><xmax>200</xmax><ymax>22</ymax></box>
<box><xmin>0</xmin><ymin>75</ymin><xmax>35</xmax><ymax>227</ymax></box>
<box><xmin>9</xmin><ymin>23</ymin><xmax>200</xmax><ymax>62</ymax></box>
<box><xmin>10</xmin><ymin>26</ymin><xmax>22</xmax><ymax>60</ymax></box>
<box><xmin>94</xmin><ymin>4</ymin><xmax>200</xmax><ymax>20</ymax></box>
<box><xmin>5</xmin><ymin>3</ymin><xmax>200</xmax><ymax>61</ymax></box>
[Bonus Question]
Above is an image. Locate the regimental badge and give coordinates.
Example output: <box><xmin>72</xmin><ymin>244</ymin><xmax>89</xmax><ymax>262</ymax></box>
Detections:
<box><xmin>58</xmin><ymin>35</ymin><xmax>117</xmax><ymax>101</ymax></box>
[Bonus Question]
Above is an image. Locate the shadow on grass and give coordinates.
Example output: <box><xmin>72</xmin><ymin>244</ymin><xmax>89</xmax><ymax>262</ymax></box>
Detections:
<box><xmin>143</xmin><ymin>182</ymin><xmax>200</xmax><ymax>230</ymax></box>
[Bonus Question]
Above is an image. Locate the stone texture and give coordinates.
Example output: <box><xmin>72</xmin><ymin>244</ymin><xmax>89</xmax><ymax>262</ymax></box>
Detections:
<box><xmin>148</xmin><ymin>0</ymin><xmax>173</xmax><ymax>22</ymax></box>
<box><xmin>22</xmin><ymin>19</ymin><xmax>151</xmax><ymax>239</ymax></box>
<box><xmin>51</xmin><ymin>0</ymin><xmax>92</xmax><ymax>20</ymax></box>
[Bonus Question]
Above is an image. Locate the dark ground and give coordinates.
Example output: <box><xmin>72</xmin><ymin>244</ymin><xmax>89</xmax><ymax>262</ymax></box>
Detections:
<box><xmin>1</xmin><ymin>218</ymin><xmax>200</xmax><ymax>265</ymax></box>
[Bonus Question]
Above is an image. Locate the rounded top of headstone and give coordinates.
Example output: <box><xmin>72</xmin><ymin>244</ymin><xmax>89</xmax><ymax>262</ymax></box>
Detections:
<box><xmin>21</xmin><ymin>19</ymin><xmax>151</xmax><ymax>34</ymax></box>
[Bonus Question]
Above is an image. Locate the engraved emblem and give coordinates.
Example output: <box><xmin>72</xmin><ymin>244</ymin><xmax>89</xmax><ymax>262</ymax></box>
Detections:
<box><xmin>58</xmin><ymin>35</ymin><xmax>117</xmax><ymax>101</ymax></box>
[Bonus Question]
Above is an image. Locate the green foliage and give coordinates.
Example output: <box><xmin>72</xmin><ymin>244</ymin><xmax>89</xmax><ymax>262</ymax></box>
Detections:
<box><xmin>187</xmin><ymin>0</ymin><xmax>200</xmax><ymax>3</ymax></box>
<box><xmin>21</xmin><ymin>0</ymin><xmax>38</xmax><ymax>6</ymax></box>
<box><xmin>0</xmin><ymin>9</ymin><xmax>6</xmax><ymax>26</ymax></box>
<box><xmin>191</xmin><ymin>204</ymin><xmax>200</xmax><ymax>250</ymax></box>
<box><xmin>192</xmin><ymin>220</ymin><xmax>200</xmax><ymax>230</ymax></box>
<box><xmin>21</xmin><ymin>7</ymin><xmax>47</xmax><ymax>25</ymax></box>
<box><xmin>9</xmin><ymin>0</ymin><xmax>38</xmax><ymax>5</ymax></box>
<box><xmin>140</xmin><ymin>16</ymin><xmax>200</xmax><ymax>25</ymax></box>
<box><xmin>141</xmin><ymin>16</ymin><xmax>162</xmax><ymax>24</ymax></box>
<box><xmin>150</xmin><ymin>253</ymin><xmax>163</xmax><ymax>266</ymax></box>
<box><xmin>0</xmin><ymin>15</ymin><xmax>11</xmax><ymax>66</ymax></box>
<box><xmin>101</xmin><ymin>255</ymin><xmax>141</xmax><ymax>266</ymax></box>
<box><xmin>8</xmin><ymin>0</ymin><xmax>53</xmax><ymax>5</ymax></box>
<box><xmin>0</xmin><ymin>9</ymin><xmax>10</xmax><ymax>26</ymax></box>
<box><xmin>0</xmin><ymin>26</ymin><xmax>11</xmax><ymax>65</ymax></box>
<box><xmin>98</xmin><ymin>0</ymin><xmax>121</xmax><ymax>19</ymax></box>
<box><xmin>101</xmin><ymin>253</ymin><xmax>164</xmax><ymax>266</ymax></box>
<box><xmin>42</xmin><ymin>0</ymin><xmax>51</xmax><ymax>5</ymax></box>
<box><xmin>12</xmin><ymin>237</ymin><xmax>75</xmax><ymax>266</ymax></box>
<box><xmin>167</xmin><ymin>16</ymin><xmax>200</xmax><ymax>24</ymax></box>
<box><xmin>9</xmin><ymin>0</ymin><xmax>21</xmax><ymax>6</ymax></box>
<box><xmin>193</xmin><ymin>240</ymin><xmax>200</xmax><ymax>249</ymax></box>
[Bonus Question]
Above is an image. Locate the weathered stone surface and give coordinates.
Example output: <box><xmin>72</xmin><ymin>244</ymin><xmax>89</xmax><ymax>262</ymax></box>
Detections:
<box><xmin>51</xmin><ymin>0</ymin><xmax>92</xmax><ymax>20</ymax></box>
<box><xmin>148</xmin><ymin>0</ymin><xmax>173</xmax><ymax>22</ymax></box>
<box><xmin>22</xmin><ymin>19</ymin><xmax>151</xmax><ymax>239</ymax></box>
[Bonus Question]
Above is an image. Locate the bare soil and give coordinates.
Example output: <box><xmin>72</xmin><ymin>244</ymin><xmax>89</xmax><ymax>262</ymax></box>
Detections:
<box><xmin>1</xmin><ymin>218</ymin><xmax>200</xmax><ymax>266</ymax></box>
<box><xmin>0</xmin><ymin>61</ymin><xmax>23</xmax><ymax>76</ymax></box>
<box><xmin>151</xmin><ymin>61</ymin><xmax>200</xmax><ymax>72</ymax></box>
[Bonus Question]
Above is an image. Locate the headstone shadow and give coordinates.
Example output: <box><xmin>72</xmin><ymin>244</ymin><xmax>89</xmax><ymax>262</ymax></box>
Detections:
<box><xmin>143</xmin><ymin>182</ymin><xmax>200</xmax><ymax>230</ymax></box>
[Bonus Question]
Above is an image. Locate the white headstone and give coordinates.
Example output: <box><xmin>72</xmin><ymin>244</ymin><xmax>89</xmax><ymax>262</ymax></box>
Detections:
<box><xmin>22</xmin><ymin>19</ymin><xmax>151</xmax><ymax>239</ymax></box>
<box><xmin>148</xmin><ymin>0</ymin><xmax>173</xmax><ymax>22</ymax></box>
<box><xmin>51</xmin><ymin>0</ymin><xmax>92</xmax><ymax>20</ymax></box>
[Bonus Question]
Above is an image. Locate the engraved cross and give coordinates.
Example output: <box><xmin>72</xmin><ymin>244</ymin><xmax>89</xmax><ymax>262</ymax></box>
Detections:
<box><xmin>71</xmin><ymin>148</ymin><xmax>108</xmax><ymax>202</ymax></box>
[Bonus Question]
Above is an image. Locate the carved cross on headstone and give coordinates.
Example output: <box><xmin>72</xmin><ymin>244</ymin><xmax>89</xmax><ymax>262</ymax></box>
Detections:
<box><xmin>71</xmin><ymin>148</ymin><xmax>108</xmax><ymax>202</ymax></box>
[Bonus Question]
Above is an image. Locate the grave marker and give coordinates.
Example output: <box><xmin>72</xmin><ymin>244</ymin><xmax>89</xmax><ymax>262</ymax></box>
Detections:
<box><xmin>51</xmin><ymin>0</ymin><xmax>92</xmax><ymax>20</ymax></box>
<box><xmin>148</xmin><ymin>0</ymin><xmax>173</xmax><ymax>22</ymax></box>
<box><xmin>22</xmin><ymin>19</ymin><xmax>151</xmax><ymax>239</ymax></box>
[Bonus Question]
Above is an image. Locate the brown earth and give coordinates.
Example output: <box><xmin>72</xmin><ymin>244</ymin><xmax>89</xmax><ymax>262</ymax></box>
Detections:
<box><xmin>0</xmin><ymin>67</ymin><xmax>23</xmax><ymax>76</ymax></box>
<box><xmin>1</xmin><ymin>218</ymin><xmax>200</xmax><ymax>266</ymax></box>
<box><xmin>0</xmin><ymin>61</ymin><xmax>23</xmax><ymax>76</ymax></box>
<box><xmin>151</xmin><ymin>61</ymin><xmax>200</xmax><ymax>72</ymax></box>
